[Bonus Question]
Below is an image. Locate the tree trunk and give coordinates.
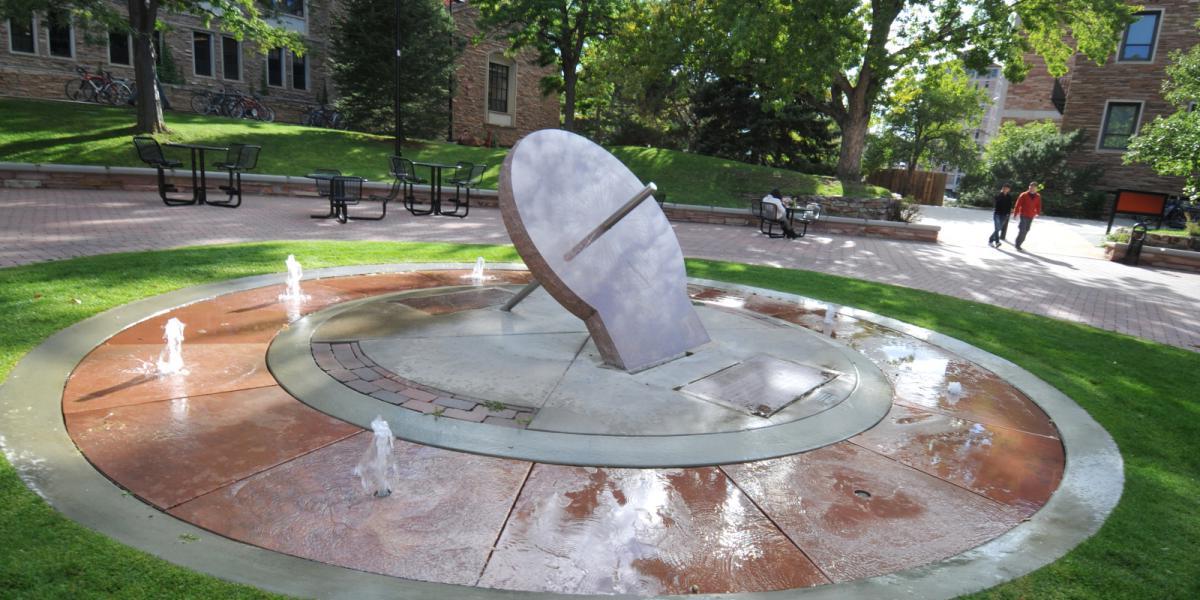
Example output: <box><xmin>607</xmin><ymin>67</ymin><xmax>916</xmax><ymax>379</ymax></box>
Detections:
<box><xmin>836</xmin><ymin>111</ymin><xmax>869</xmax><ymax>181</ymax></box>
<box><xmin>130</xmin><ymin>1</ymin><xmax>166</xmax><ymax>134</ymax></box>
<box><xmin>562</xmin><ymin>65</ymin><xmax>577</xmax><ymax>131</ymax></box>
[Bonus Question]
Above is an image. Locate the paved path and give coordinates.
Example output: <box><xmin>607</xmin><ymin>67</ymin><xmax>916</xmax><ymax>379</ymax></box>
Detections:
<box><xmin>1</xmin><ymin>189</ymin><xmax>1197</xmax><ymax>352</ymax></box>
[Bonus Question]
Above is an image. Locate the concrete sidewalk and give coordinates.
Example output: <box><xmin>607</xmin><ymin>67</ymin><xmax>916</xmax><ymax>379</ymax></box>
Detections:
<box><xmin>1</xmin><ymin>188</ymin><xmax>1197</xmax><ymax>352</ymax></box>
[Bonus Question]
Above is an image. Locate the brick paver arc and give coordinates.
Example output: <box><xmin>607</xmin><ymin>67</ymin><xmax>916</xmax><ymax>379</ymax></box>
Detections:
<box><xmin>1</xmin><ymin>188</ymin><xmax>1197</xmax><ymax>352</ymax></box>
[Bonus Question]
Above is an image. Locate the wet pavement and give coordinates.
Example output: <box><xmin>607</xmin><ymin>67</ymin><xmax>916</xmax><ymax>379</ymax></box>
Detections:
<box><xmin>59</xmin><ymin>271</ymin><xmax>1066</xmax><ymax>595</ymax></box>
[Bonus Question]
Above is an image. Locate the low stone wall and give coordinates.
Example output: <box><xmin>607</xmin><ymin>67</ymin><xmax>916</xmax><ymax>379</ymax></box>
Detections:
<box><xmin>1105</xmin><ymin>242</ymin><xmax>1200</xmax><ymax>273</ymax></box>
<box><xmin>791</xmin><ymin>195</ymin><xmax>899</xmax><ymax>221</ymax></box>
<box><xmin>1145</xmin><ymin>232</ymin><xmax>1200</xmax><ymax>251</ymax></box>
<box><xmin>0</xmin><ymin>162</ymin><xmax>939</xmax><ymax>243</ymax></box>
<box><xmin>662</xmin><ymin>203</ymin><xmax>939</xmax><ymax>243</ymax></box>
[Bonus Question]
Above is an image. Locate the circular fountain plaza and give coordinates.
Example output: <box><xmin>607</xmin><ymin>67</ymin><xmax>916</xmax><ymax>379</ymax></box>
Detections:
<box><xmin>0</xmin><ymin>263</ymin><xmax>1122</xmax><ymax>599</ymax></box>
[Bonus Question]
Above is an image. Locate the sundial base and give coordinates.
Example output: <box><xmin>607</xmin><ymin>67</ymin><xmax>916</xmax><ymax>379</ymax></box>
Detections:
<box><xmin>287</xmin><ymin>283</ymin><xmax>891</xmax><ymax>458</ymax></box>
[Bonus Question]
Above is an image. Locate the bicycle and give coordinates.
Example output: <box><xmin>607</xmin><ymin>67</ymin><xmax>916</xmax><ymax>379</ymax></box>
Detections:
<box><xmin>235</xmin><ymin>93</ymin><xmax>275</xmax><ymax>122</ymax></box>
<box><xmin>65</xmin><ymin>66</ymin><xmax>132</xmax><ymax>105</ymax></box>
<box><xmin>302</xmin><ymin>104</ymin><xmax>346</xmax><ymax>129</ymax></box>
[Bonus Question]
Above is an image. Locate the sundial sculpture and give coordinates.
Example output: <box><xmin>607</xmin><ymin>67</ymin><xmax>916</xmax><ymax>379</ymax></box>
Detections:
<box><xmin>499</xmin><ymin>129</ymin><xmax>710</xmax><ymax>372</ymax></box>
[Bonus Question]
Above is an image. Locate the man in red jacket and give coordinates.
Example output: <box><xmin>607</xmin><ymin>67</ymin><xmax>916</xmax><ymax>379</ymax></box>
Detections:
<box><xmin>1012</xmin><ymin>181</ymin><xmax>1042</xmax><ymax>251</ymax></box>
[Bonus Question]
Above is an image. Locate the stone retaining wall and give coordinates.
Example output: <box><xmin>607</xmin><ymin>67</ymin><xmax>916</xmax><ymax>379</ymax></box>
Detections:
<box><xmin>662</xmin><ymin>204</ymin><xmax>938</xmax><ymax>243</ymax></box>
<box><xmin>1105</xmin><ymin>242</ymin><xmax>1200</xmax><ymax>273</ymax></box>
<box><xmin>1145</xmin><ymin>232</ymin><xmax>1200</xmax><ymax>252</ymax></box>
<box><xmin>0</xmin><ymin>162</ymin><xmax>939</xmax><ymax>243</ymax></box>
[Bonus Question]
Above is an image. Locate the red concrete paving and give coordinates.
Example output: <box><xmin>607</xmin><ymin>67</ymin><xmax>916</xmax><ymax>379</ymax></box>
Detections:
<box><xmin>848</xmin><ymin>324</ymin><xmax>1058</xmax><ymax>437</ymax></box>
<box><xmin>66</xmin><ymin>386</ymin><xmax>360</xmax><ymax>508</ymax></box>
<box><xmin>478</xmin><ymin>465</ymin><xmax>829</xmax><ymax>595</ymax></box>
<box><xmin>54</xmin><ymin>272</ymin><xmax>1067</xmax><ymax>594</ymax></box>
<box><xmin>851</xmin><ymin>404</ymin><xmax>1064</xmax><ymax>517</ymax></box>
<box><xmin>722</xmin><ymin>442</ymin><xmax>1023</xmax><ymax>583</ymax></box>
<box><xmin>63</xmin><ymin>342</ymin><xmax>276</xmax><ymax>413</ymax></box>
<box><xmin>171</xmin><ymin>433</ymin><xmax>533</xmax><ymax>586</ymax></box>
<box><xmin>104</xmin><ymin>284</ymin><xmax>355</xmax><ymax>345</ymax></box>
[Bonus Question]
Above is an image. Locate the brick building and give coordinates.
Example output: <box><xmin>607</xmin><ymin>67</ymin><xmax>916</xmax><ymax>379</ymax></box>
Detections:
<box><xmin>0</xmin><ymin>1</ymin><xmax>558</xmax><ymax>144</ymax></box>
<box><xmin>448</xmin><ymin>1</ymin><xmax>559</xmax><ymax>146</ymax></box>
<box><xmin>984</xmin><ymin>1</ymin><xmax>1200</xmax><ymax>196</ymax></box>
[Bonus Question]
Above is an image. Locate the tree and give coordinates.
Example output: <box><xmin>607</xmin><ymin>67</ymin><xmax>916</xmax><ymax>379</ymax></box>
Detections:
<box><xmin>329</xmin><ymin>0</ymin><xmax>459</xmax><ymax>138</ymax></box>
<box><xmin>702</xmin><ymin>0</ymin><xmax>1136</xmax><ymax>180</ymax></box>
<box><xmin>1126</xmin><ymin>40</ymin><xmax>1200</xmax><ymax>197</ymax></box>
<box><xmin>471</xmin><ymin>0</ymin><xmax>631</xmax><ymax>131</ymax></box>
<box><xmin>692</xmin><ymin>78</ymin><xmax>837</xmax><ymax>172</ymax></box>
<box><xmin>0</xmin><ymin>1</ymin><xmax>302</xmax><ymax>133</ymax></box>
<box><xmin>865</xmin><ymin>62</ymin><xmax>986</xmax><ymax>192</ymax></box>
<box><xmin>960</xmin><ymin>121</ymin><xmax>1104</xmax><ymax>217</ymax></box>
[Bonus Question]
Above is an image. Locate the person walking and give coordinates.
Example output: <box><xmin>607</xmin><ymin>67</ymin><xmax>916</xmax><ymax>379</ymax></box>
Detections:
<box><xmin>988</xmin><ymin>182</ymin><xmax>1014</xmax><ymax>247</ymax></box>
<box><xmin>1012</xmin><ymin>181</ymin><xmax>1042</xmax><ymax>251</ymax></box>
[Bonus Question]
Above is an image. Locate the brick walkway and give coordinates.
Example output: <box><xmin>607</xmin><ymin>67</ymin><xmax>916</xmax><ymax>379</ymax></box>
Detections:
<box><xmin>2</xmin><ymin>188</ymin><xmax>1198</xmax><ymax>351</ymax></box>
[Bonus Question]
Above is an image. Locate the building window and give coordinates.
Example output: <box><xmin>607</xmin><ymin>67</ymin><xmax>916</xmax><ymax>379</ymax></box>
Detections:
<box><xmin>221</xmin><ymin>36</ymin><xmax>241</xmax><ymax>80</ymax></box>
<box><xmin>8</xmin><ymin>16</ymin><xmax>36</xmax><ymax>54</ymax></box>
<box><xmin>47</xmin><ymin>10</ymin><xmax>73</xmax><ymax>58</ymax></box>
<box><xmin>1119</xmin><ymin>11</ymin><xmax>1162</xmax><ymax>62</ymax></box>
<box><xmin>193</xmin><ymin>31</ymin><xmax>213</xmax><ymax>77</ymax></box>
<box><xmin>1099</xmin><ymin>102</ymin><xmax>1142</xmax><ymax>150</ymax></box>
<box><xmin>266</xmin><ymin>0</ymin><xmax>305</xmax><ymax>18</ymax></box>
<box><xmin>487</xmin><ymin>62</ymin><xmax>510</xmax><ymax>113</ymax></box>
<box><xmin>291</xmin><ymin>52</ymin><xmax>307</xmax><ymax>90</ymax></box>
<box><xmin>108</xmin><ymin>31</ymin><xmax>131</xmax><ymax>65</ymax></box>
<box><xmin>267</xmin><ymin>48</ymin><xmax>284</xmax><ymax>87</ymax></box>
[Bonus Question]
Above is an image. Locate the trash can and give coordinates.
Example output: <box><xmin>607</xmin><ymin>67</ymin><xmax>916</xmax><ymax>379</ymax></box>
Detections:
<box><xmin>1124</xmin><ymin>221</ymin><xmax>1149</xmax><ymax>266</ymax></box>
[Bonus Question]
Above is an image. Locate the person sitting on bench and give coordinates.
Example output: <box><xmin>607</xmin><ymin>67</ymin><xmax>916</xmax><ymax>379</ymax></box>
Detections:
<box><xmin>761</xmin><ymin>188</ymin><xmax>799</xmax><ymax>239</ymax></box>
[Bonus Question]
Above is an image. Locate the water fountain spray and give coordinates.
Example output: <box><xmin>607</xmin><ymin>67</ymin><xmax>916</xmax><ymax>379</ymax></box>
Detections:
<box><xmin>465</xmin><ymin>256</ymin><xmax>488</xmax><ymax>283</ymax></box>
<box><xmin>155</xmin><ymin>317</ymin><xmax>186</xmax><ymax>375</ymax></box>
<box><xmin>354</xmin><ymin>416</ymin><xmax>394</xmax><ymax>498</ymax></box>
<box><xmin>279</xmin><ymin>254</ymin><xmax>308</xmax><ymax>301</ymax></box>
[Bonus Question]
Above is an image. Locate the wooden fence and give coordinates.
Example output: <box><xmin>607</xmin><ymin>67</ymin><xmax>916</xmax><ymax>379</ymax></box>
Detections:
<box><xmin>866</xmin><ymin>169</ymin><xmax>947</xmax><ymax>206</ymax></box>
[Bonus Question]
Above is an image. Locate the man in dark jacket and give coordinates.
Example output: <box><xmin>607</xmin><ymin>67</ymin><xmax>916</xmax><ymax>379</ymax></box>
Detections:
<box><xmin>988</xmin><ymin>183</ymin><xmax>1014</xmax><ymax>247</ymax></box>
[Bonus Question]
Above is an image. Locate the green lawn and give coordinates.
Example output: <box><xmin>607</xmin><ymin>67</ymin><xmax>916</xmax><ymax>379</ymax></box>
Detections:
<box><xmin>0</xmin><ymin>243</ymin><xmax>1196</xmax><ymax>598</ymax></box>
<box><xmin>0</xmin><ymin>97</ymin><xmax>886</xmax><ymax>206</ymax></box>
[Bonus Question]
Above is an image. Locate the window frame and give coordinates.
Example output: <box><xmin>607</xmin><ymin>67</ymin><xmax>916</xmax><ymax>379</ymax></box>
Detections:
<box><xmin>485</xmin><ymin>53</ymin><xmax>516</xmax><ymax>127</ymax></box>
<box><xmin>266</xmin><ymin>47</ymin><xmax>285</xmax><ymax>88</ymax></box>
<box><xmin>45</xmin><ymin>9</ymin><xmax>75</xmax><ymax>60</ymax></box>
<box><xmin>290</xmin><ymin>51</ymin><xmax>308</xmax><ymax>91</ymax></box>
<box><xmin>1097</xmin><ymin>100</ymin><xmax>1144</xmax><ymax>152</ymax></box>
<box><xmin>220</xmin><ymin>35</ymin><xmax>242</xmax><ymax>81</ymax></box>
<box><xmin>487</xmin><ymin>61</ymin><xmax>511</xmax><ymax>114</ymax></box>
<box><xmin>192</xmin><ymin>30</ymin><xmax>215</xmax><ymax>78</ymax></box>
<box><xmin>7</xmin><ymin>15</ymin><xmax>38</xmax><ymax>55</ymax></box>
<box><xmin>266</xmin><ymin>0</ymin><xmax>306</xmax><ymax>19</ymax></box>
<box><xmin>107</xmin><ymin>31</ymin><xmax>132</xmax><ymax>66</ymax></box>
<box><xmin>1117</xmin><ymin>9</ymin><xmax>1164</xmax><ymax>63</ymax></box>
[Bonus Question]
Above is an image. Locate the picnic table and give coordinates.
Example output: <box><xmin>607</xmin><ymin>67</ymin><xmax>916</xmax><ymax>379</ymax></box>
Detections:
<box><xmin>164</xmin><ymin>142</ymin><xmax>228</xmax><ymax>205</ymax></box>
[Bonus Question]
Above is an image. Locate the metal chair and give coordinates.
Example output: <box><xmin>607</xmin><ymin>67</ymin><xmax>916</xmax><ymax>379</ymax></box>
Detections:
<box><xmin>308</xmin><ymin>168</ymin><xmax>341</xmax><ymax>219</ymax></box>
<box><xmin>210</xmin><ymin>144</ymin><xmax>259</xmax><ymax>208</ymax></box>
<box><xmin>132</xmin><ymin>136</ymin><xmax>192</xmax><ymax>206</ymax></box>
<box><xmin>329</xmin><ymin>176</ymin><xmax>366</xmax><ymax>224</ymax></box>
<box><xmin>442</xmin><ymin>161</ymin><xmax>485</xmax><ymax>218</ymax></box>
<box><xmin>358</xmin><ymin>156</ymin><xmax>413</xmax><ymax>221</ymax></box>
<box><xmin>750</xmin><ymin>198</ymin><xmax>792</xmax><ymax>238</ymax></box>
<box><xmin>394</xmin><ymin>157</ymin><xmax>436</xmax><ymax>216</ymax></box>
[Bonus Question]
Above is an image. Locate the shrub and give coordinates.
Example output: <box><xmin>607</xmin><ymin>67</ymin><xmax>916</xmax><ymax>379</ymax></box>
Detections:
<box><xmin>960</xmin><ymin>121</ymin><xmax>1104</xmax><ymax>218</ymax></box>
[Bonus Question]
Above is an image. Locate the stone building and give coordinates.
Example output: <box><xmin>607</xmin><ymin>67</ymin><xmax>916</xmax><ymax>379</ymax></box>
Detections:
<box><xmin>980</xmin><ymin>1</ymin><xmax>1200</xmax><ymax>196</ymax></box>
<box><xmin>0</xmin><ymin>1</ymin><xmax>558</xmax><ymax>145</ymax></box>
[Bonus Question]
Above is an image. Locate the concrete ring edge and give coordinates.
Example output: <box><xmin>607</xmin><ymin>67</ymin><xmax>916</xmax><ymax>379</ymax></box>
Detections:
<box><xmin>0</xmin><ymin>263</ymin><xmax>1123</xmax><ymax>600</ymax></box>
